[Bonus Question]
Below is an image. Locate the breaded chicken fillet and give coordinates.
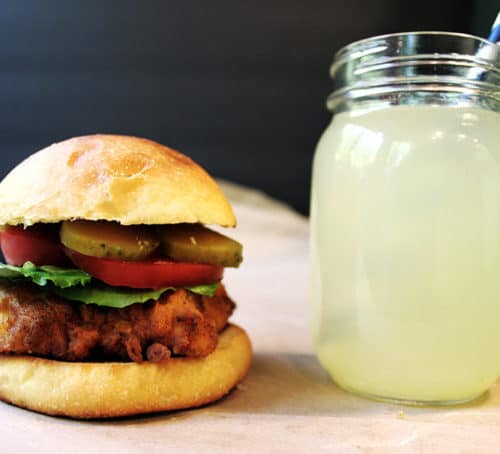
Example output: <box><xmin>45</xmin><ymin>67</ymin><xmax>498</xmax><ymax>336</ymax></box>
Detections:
<box><xmin>0</xmin><ymin>284</ymin><xmax>234</xmax><ymax>363</ymax></box>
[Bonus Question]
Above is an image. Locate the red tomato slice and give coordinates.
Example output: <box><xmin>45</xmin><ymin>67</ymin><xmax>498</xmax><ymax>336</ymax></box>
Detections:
<box><xmin>64</xmin><ymin>247</ymin><xmax>224</xmax><ymax>289</ymax></box>
<box><xmin>0</xmin><ymin>225</ymin><xmax>70</xmax><ymax>266</ymax></box>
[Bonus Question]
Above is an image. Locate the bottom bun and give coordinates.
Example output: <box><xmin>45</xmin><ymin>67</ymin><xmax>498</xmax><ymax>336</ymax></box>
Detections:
<box><xmin>0</xmin><ymin>324</ymin><xmax>251</xmax><ymax>419</ymax></box>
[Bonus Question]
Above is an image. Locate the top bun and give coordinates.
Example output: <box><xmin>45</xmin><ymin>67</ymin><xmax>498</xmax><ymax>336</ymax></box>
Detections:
<box><xmin>0</xmin><ymin>135</ymin><xmax>236</xmax><ymax>227</ymax></box>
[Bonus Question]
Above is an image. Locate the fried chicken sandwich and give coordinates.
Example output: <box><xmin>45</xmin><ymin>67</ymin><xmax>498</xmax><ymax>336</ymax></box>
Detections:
<box><xmin>0</xmin><ymin>135</ymin><xmax>251</xmax><ymax>418</ymax></box>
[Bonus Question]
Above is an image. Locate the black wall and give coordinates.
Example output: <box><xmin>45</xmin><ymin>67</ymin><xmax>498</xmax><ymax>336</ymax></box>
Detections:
<box><xmin>0</xmin><ymin>1</ymin><xmax>483</xmax><ymax>214</ymax></box>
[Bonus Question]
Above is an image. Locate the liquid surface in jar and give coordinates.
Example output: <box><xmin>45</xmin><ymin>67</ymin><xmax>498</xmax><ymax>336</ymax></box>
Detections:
<box><xmin>310</xmin><ymin>105</ymin><xmax>500</xmax><ymax>402</ymax></box>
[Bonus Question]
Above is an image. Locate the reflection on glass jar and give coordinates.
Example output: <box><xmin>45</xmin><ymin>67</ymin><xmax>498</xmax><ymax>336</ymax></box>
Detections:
<box><xmin>310</xmin><ymin>32</ymin><xmax>500</xmax><ymax>404</ymax></box>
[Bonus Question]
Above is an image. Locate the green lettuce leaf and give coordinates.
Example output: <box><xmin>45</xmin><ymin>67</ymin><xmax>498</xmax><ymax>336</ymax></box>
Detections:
<box><xmin>53</xmin><ymin>282</ymin><xmax>219</xmax><ymax>308</ymax></box>
<box><xmin>0</xmin><ymin>262</ymin><xmax>91</xmax><ymax>288</ymax></box>
<box><xmin>186</xmin><ymin>283</ymin><xmax>220</xmax><ymax>296</ymax></box>
<box><xmin>0</xmin><ymin>262</ymin><xmax>219</xmax><ymax>308</ymax></box>
<box><xmin>53</xmin><ymin>285</ymin><xmax>170</xmax><ymax>308</ymax></box>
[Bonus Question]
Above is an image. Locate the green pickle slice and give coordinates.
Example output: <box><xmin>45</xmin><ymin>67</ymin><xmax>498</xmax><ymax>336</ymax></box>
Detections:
<box><xmin>158</xmin><ymin>224</ymin><xmax>243</xmax><ymax>267</ymax></box>
<box><xmin>60</xmin><ymin>220</ymin><xmax>160</xmax><ymax>261</ymax></box>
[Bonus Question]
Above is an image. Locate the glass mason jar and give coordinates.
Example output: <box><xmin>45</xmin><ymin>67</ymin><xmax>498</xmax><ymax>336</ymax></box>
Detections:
<box><xmin>310</xmin><ymin>32</ymin><xmax>500</xmax><ymax>404</ymax></box>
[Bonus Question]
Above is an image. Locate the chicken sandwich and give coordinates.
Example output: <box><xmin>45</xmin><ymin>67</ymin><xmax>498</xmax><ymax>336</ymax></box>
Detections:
<box><xmin>0</xmin><ymin>135</ymin><xmax>251</xmax><ymax>418</ymax></box>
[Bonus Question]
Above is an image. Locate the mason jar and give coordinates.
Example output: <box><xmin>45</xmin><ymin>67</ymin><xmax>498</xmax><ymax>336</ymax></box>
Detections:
<box><xmin>310</xmin><ymin>32</ymin><xmax>500</xmax><ymax>404</ymax></box>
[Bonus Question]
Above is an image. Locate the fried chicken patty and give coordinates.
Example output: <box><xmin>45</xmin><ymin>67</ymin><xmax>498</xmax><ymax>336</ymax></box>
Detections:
<box><xmin>0</xmin><ymin>283</ymin><xmax>234</xmax><ymax>363</ymax></box>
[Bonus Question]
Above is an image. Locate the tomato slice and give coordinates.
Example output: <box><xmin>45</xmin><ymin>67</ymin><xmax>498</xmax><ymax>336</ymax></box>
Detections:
<box><xmin>0</xmin><ymin>225</ymin><xmax>70</xmax><ymax>266</ymax></box>
<box><xmin>64</xmin><ymin>247</ymin><xmax>224</xmax><ymax>289</ymax></box>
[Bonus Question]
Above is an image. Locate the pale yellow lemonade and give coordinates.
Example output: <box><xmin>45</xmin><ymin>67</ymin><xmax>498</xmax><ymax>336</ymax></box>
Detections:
<box><xmin>311</xmin><ymin>105</ymin><xmax>500</xmax><ymax>402</ymax></box>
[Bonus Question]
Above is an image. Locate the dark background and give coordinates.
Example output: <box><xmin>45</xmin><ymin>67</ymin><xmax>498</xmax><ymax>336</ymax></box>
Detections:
<box><xmin>0</xmin><ymin>0</ymin><xmax>497</xmax><ymax>215</ymax></box>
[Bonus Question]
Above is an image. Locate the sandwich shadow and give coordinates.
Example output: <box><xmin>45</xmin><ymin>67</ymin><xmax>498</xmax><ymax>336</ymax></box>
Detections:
<box><xmin>207</xmin><ymin>352</ymin><xmax>381</xmax><ymax>417</ymax></box>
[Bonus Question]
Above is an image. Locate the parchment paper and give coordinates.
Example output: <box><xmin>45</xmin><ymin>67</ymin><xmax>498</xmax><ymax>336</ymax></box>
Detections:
<box><xmin>2</xmin><ymin>181</ymin><xmax>499</xmax><ymax>453</ymax></box>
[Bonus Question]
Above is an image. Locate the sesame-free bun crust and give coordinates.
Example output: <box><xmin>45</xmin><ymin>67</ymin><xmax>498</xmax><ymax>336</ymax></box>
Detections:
<box><xmin>0</xmin><ymin>135</ymin><xmax>236</xmax><ymax>227</ymax></box>
<box><xmin>0</xmin><ymin>324</ymin><xmax>251</xmax><ymax>419</ymax></box>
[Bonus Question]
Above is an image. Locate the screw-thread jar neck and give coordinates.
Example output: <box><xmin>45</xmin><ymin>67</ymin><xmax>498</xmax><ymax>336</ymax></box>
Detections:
<box><xmin>327</xmin><ymin>32</ymin><xmax>500</xmax><ymax>114</ymax></box>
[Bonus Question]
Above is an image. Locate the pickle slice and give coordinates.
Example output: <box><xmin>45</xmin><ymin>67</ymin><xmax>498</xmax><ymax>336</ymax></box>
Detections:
<box><xmin>60</xmin><ymin>221</ymin><xmax>159</xmax><ymax>261</ymax></box>
<box><xmin>158</xmin><ymin>224</ymin><xmax>243</xmax><ymax>267</ymax></box>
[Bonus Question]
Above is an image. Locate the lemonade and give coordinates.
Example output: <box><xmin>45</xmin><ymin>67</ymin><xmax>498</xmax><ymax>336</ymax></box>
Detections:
<box><xmin>310</xmin><ymin>105</ymin><xmax>500</xmax><ymax>403</ymax></box>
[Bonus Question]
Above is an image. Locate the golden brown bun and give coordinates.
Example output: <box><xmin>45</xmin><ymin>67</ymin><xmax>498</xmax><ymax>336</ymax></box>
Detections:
<box><xmin>0</xmin><ymin>324</ymin><xmax>251</xmax><ymax>419</ymax></box>
<box><xmin>0</xmin><ymin>135</ymin><xmax>236</xmax><ymax>227</ymax></box>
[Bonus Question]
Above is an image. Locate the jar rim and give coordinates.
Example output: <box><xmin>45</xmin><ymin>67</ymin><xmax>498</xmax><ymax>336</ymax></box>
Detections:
<box><xmin>334</xmin><ymin>31</ymin><xmax>495</xmax><ymax>60</ymax></box>
<box><xmin>328</xmin><ymin>31</ymin><xmax>500</xmax><ymax>114</ymax></box>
